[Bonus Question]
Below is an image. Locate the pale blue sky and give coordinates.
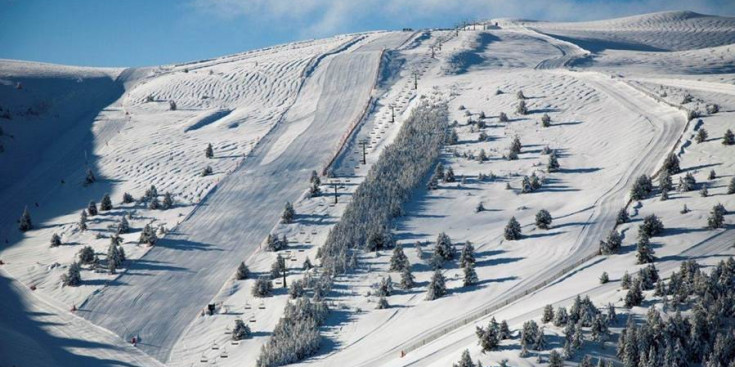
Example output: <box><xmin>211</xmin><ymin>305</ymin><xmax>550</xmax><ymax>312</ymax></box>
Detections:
<box><xmin>1</xmin><ymin>0</ymin><xmax>734</xmax><ymax>67</ymax></box>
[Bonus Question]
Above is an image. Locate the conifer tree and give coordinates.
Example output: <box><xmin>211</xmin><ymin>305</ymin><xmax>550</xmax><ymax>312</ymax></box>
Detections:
<box><xmin>463</xmin><ymin>262</ymin><xmax>478</xmax><ymax>286</ymax></box>
<box><xmin>434</xmin><ymin>232</ymin><xmax>455</xmax><ymax>260</ymax></box>
<box><xmin>599</xmin><ymin>271</ymin><xmax>609</xmax><ymax>284</ymax></box>
<box><xmin>476</xmin><ymin>322</ymin><xmax>499</xmax><ymax>352</ymax></box>
<box><xmin>78</xmin><ymin>210</ymin><xmax>88</xmax><ymax>231</ymax></box>
<box><xmin>399</xmin><ymin>264</ymin><xmax>415</xmax><ymax>289</ymax></box>
<box><xmin>631</xmin><ymin>174</ymin><xmax>653</xmax><ymax>200</ymax></box>
<box><xmin>624</xmin><ymin>278</ymin><xmax>644</xmax><ymax>307</ymax></box>
<box><xmin>100</xmin><ymin>194</ymin><xmax>113</xmax><ymax>211</ymax></box>
<box><xmin>205</xmin><ymin>143</ymin><xmax>214</xmax><ymax>159</ymax></box>
<box><xmin>707</xmin><ymin>203</ymin><xmax>726</xmax><ymax>229</ymax></box>
<box><xmin>541</xmin><ymin>113</ymin><xmax>551</xmax><ymax>127</ymax></box>
<box><xmin>722</xmin><ymin>129</ymin><xmax>734</xmax><ymax>145</ymax></box>
<box><xmin>389</xmin><ymin>243</ymin><xmax>409</xmax><ymax>271</ymax></box>
<box><xmin>616</xmin><ymin>208</ymin><xmax>629</xmax><ymax>224</ymax></box>
<box><xmin>499</xmin><ymin>112</ymin><xmax>508</xmax><ymax>122</ymax></box>
<box><xmin>535</xmin><ymin>209</ymin><xmax>552</xmax><ymax>229</ymax></box>
<box><xmin>459</xmin><ymin>241</ymin><xmax>476</xmax><ymax>268</ymax></box>
<box><xmin>251</xmin><ymin>276</ymin><xmax>273</xmax><ymax>297</ymax></box>
<box><xmin>547</xmin><ymin>151</ymin><xmax>560</xmax><ymax>172</ymax></box>
<box><xmin>636</xmin><ymin>232</ymin><xmax>655</xmax><ymax>264</ymax></box>
<box><xmin>549</xmin><ymin>350</ymin><xmax>563</xmax><ymax>367</ymax></box>
<box><xmin>122</xmin><ymin>192</ymin><xmax>134</xmax><ymax>204</ymax></box>
<box><xmin>453</xmin><ymin>349</ymin><xmax>475</xmax><ymax>367</ymax></box>
<box><xmin>61</xmin><ymin>262</ymin><xmax>82</xmax><ymax>286</ymax></box>
<box><xmin>281</xmin><ymin>202</ymin><xmax>295</xmax><ymax>224</ymax></box>
<box><xmin>600</xmin><ymin>229</ymin><xmax>622</xmax><ymax>255</ymax></box>
<box><xmin>232</xmin><ymin>319</ymin><xmax>251</xmax><ymax>340</ymax></box>
<box><xmin>534</xmin><ymin>328</ymin><xmax>548</xmax><ymax>350</ymax></box>
<box><xmin>444</xmin><ymin>167</ymin><xmax>456</xmax><ymax>183</ymax></box>
<box><xmin>516</xmin><ymin>100</ymin><xmax>528</xmax><ymax>115</ymax></box>
<box><xmin>640</xmin><ymin>214</ymin><xmax>664</xmax><ymax>237</ymax></box>
<box><xmin>447</xmin><ymin>128</ymin><xmax>459</xmax><ymax>145</ymax></box>
<box><xmin>426</xmin><ymin>270</ymin><xmax>447</xmax><ymax>300</ymax></box>
<box><xmin>621</xmin><ymin>271</ymin><xmax>631</xmax><ymax>289</ymax></box>
<box><xmin>162</xmin><ymin>192</ymin><xmax>174</xmax><ymax>210</ymax></box>
<box><xmin>18</xmin><ymin>206</ymin><xmax>32</xmax><ymax>232</ymax></box>
<box><xmin>696</xmin><ymin>128</ymin><xmax>708</xmax><ymax>143</ymax></box>
<box><xmin>78</xmin><ymin>246</ymin><xmax>95</xmax><ymax>264</ymax></box>
<box><xmin>236</xmin><ymin>262</ymin><xmax>250</xmax><ymax>280</ymax></box>
<box><xmin>309</xmin><ymin>180</ymin><xmax>321</xmax><ymax>197</ymax></box>
<box><xmin>499</xmin><ymin>320</ymin><xmax>511</xmax><ymax>340</ymax></box>
<box><xmin>139</xmin><ymin>223</ymin><xmax>158</xmax><ymax>245</ymax></box>
<box><xmin>148</xmin><ymin>195</ymin><xmax>161</xmax><ymax>210</ymax></box>
<box><xmin>700</xmin><ymin>184</ymin><xmax>709</xmax><ymax>197</ymax></box>
<box><xmin>504</xmin><ymin>217</ymin><xmax>522</xmax><ymax>240</ymax></box>
<box><xmin>87</xmin><ymin>201</ymin><xmax>98</xmax><ymax>216</ymax></box>
<box><xmin>117</xmin><ymin>216</ymin><xmax>129</xmax><ymax>234</ymax></box>
<box><xmin>542</xmin><ymin>304</ymin><xmax>554</xmax><ymax>323</ymax></box>
<box><xmin>85</xmin><ymin>168</ymin><xmax>96</xmax><ymax>185</ymax></box>
<box><xmin>728</xmin><ymin>176</ymin><xmax>735</xmax><ymax>194</ymax></box>
<box><xmin>302</xmin><ymin>256</ymin><xmax>313</xmax><ymax>270</ymax></box>
<box><xmin>201</xmin><ymin>166</ymin><xmax>213</xmax><ymax>177</ymax></box>
<box><xmin>49</xmin><ymin>233</ymin><xmax>62</xmax><ymax>247</ymax></box>
<box><xmin>663</xmin><ymin>153</ymin><xmax>681</xmax><ymax>175</ymax></box>
<box><xmin>375</xmin><ymin>296</ymin><xmax>390</xmax><ymax>309</ymax></box>
<box><xmin>678</xmin><ymin>172</ymin><xmax>697</xmax><ymax>192</ymax></box>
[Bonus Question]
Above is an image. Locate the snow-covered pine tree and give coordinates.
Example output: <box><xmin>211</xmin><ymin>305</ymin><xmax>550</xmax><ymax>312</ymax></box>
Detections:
<box><xmin>444</xmin><ymin>167</ymin><xmax>456</xmax><ymax>183</ymax></box>
<box><xmin>162</xmin><ymin>192</ymin><xmax>174</xmax><ymax>210</ymax></box>
<box><xmin>122</xmin><ymin>192</ymin><xmax>134</xmax><ymax>204</ymax></box>
<box><xmin>661</xmin><ymin>187</ymin><xmax>669</xmax><ymax>201</ymax></box>
<box><xmin>553</xmin><ymin>307</ymin><xmax>568</xmax><ymax>326</ymax></box>
<box><xmin>61</xmin><ymin>262</ymin><xmax>82</xmax><ymax>286</ymax></box>
<box><xmin>599</xmin><ymin>271</ymin><xmax>609</xmax><ymax>284</ymax></box>
<box><xmin>281</xmin><ymin>202</ymin><xmax>295</xmax><ymax>224</ymax></box>
<box><xmin>389</xmin><ymin>243</ymin><xmax>409</xmax><ymax>271</ymax></box>
<box><xmin>535</xmin><ymin>209</ymin><xmax>552</xmax><ymax>229</ymax></box>
<box><xmin>18</xmin><ymin>206</ymin><xmax>32</xmax><ymax>232</ymax></box>
<box><xmin>77</xmin><ymin>245</ymin><xmax>95</xmax><ymax>264</ymax></box>
<box><xmin>477</xmin><ymin>149</ymin><xmax>487</xmax><ymax>162</ymax></box>
<box><xmin>621</xmin><ymin>271</ymin><xmax>631</xmax><ymax>289</ymax></box>
<box><xmin>499</xmin><ymin>112</ymin><xmax>509</xmax><ymax>122</ymax></box>
<box><xmin>100</xmin><ymin>194</ymin><xmax>113</xmax><ymax>211</ymax></box>
<box><xmin>399</xmin><ymin>263</ymin><xmax>415</xmax><ymax>289</ymax></box>
<box><xmin>700</xmin><ymin>184</ymin><xmax>709</xmax><ymax>197</ymax></box>
<box><xmin>475</xmin><ymin>201</ymin><xmax>485</xmax><ymax>212</ymax></box>
<box><xmin>600</xmin><ymin>229</ymin><xmax>622</xmax><ymax>255</ymax></box>
<box><xmin>640</xmin><ymin>214</ymin><xmax>664</xmax><ymax>237</ymax></box>
<box><xmin>499</xmin><ymin>320</ymin><xmax>511</xmax><ymax>340</ymax></box>
<box><xmin>310</xmin><ymin>170</ymin><xmax>321</xmax><ymax>185</ymax></box>
<box><xmin>636</xmin><ymin>232</ymin><xmax>655</xmax><ymax>264</ymax></box>
<box><xmin>434</xmin><ymin>232</ymin><xmax>455</xmax><ymax>260</ymax></box>
<box><xmin>696</xmin><ymin>128</ymin><xmax>708</xmax><ymax>143</ymax></box>
<box><xmin>663</xmin><ymin>153</ymin><xmax>681</xmax><ymax>175</ymax></box>
<box><xmin>138</xmin><ymin>223</ymin><xmax>158</xmax><ymax>245</ymax></box>
<box><xmin>723</xmin><ymin>129</ymin><xmax>735</xmax><ymax>145</ymax></box>
<box><xmin>288</xmin><ymin>279</ymin><xmax>305</xmax><ymax>299</ymax></box>
<box><xmin>476</xmin><ymin>322</ymin><xmax>499</xmax><ymax>352</ymax></box>
<box><xmin>630</xmin><ymin>174</ymin><xmax>653</xmax><ymax>200</ymax></box>
<box><xmin>708</xmin><ymin>169</ymin><xmax>716</xmax><ymax>180</ymax></box>
<box><xmin>85</xmin><ymin>168</ymin><xmax>96</xmax><ymax>185</ymax></box>
<box><xmin>616</xmin><ymin>208</ymin><xmax>629</xmax><ymax>224</ymax></box>
<box><xmin>309</xmin><ymin>180</ymin><xmax>321</xmax><ymax>197</ymax></box>
<box><xmin>534</xmin><ymin>327</ymin><xmax>548</xmax><ymax>350</ymax></box>
<box><xmin>463</xmin><ymin>262</ymin><xmax>478</xmax><ymax>286</ymax></box>
<box><xmin>107</xmin><ymin>240</ymin><xmax>121</xmax><ymax>274</ymax></box>
<box><xmin>425</xmin><ymin>270</ymin><xmax>447</xmax><ymax>300</ymax></box>
<box><xmin>541</xmin><ymin>113</ymin><xmax>551</xmax><ymax>127</ymax></box>
<box><xmin>453</xmin><ymin>349</ymin><xmax>475</xmax><ymax>367</ymax></box>
<box><xmin>678</xmin><ymin>172</ymin><xmax>697</xmax><ymax>192</ymax></box>
<box><xmin>707</xmin><ymin>203</ymin><xmax>726</xmax><ymax>229</ymax></box>
<box><xmin>49</xmin><ymin>233</ymin><xmax>62</xmax><ymax>247</ymax></box>
<box><xmin>87</xmin><ymin>201</ymin><xmax>98</xmax><ymax>216</ymax></box>
<box><xmin>459</xmin><ymin>241</ymin><xmax>476</xmax><ymax>268</ymax></box>
<box><xmin>78</xmin><ymin>210</ymin><xmax>88</xmax><ymax>231</ymax></box>
<box><xmin>542</xmin><ymin>304</ymin><xmax>554</xmax><ymax>323</ymax></box>
<box><xmin>516</xmin><ymin>100</ymin><xmax>528</xmax><ymax>115</ymax></box>
<box><xmin>624</xmin><ymin>278</ymin><xmax>644</xmax><ymax>307</ymax></box>
<box><xmin>205</xmin><ymin>143</ymin><xmax>214</xmax><ymax>159</ymax></box>
<box><xmin>447</xmin><ymin>128</ymin><xmax>459</xmax><ymax>145</ymax></box>
<box><xmin>270</xmin><ymin>255</ymin><xmax>285</xmax><ymax>279</ymax></box>
<box><xmin>549</xmin><ymin>350</ymin><xmax>563</xmax><ymax>366</ymax></box>
<box><xmin>302</xmin><ymin>256</ymin><xmax>313</xmax><ymax>270</ymax></box>
<box><xmin>375</xmin><ymin>296</ymin><xmax>390</xmax><ymax>309</ymax></box>
<box><xmin>547</xmin><ymin>151</ymin><xmax>560</xmax><ymax>172</ymax></box>
<box><xmin>201</xmin><ymin>166</ymin><xmax>213</xmax><ymax>177</ymax></box>
<box><xmin>504</xmin><ymin>217</ymin><xmax>522</xmax><ymax>240</ymax></box>
<box><xmin>148</xmin><ymin>195</ymin><xmax>161</xmax><ymax>210</ymax></box>
<box><xmin>232</xmin><ymin>319</ymin><xmax>251</xmax><ymax>341</ymax></box>
<box><xmin>116</xmin><ymin>216</ymin><xmax>129</xmax><ymax>234</ymax></box>
<box><xmin>252</xmin><ymin>276</ymin><xmax>273</xmax><ymax>297</ymax></box>
<box><xmin>236</xmin><ymin>262</ymin><xmax>250</xmax><ymax>280</ymax></box>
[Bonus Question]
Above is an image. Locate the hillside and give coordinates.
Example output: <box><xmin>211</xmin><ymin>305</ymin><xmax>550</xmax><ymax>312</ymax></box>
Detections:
<box><xmin>1</xmin><ymin>10</ymin><xmax>735</xmax><ymax>367</ymax></box>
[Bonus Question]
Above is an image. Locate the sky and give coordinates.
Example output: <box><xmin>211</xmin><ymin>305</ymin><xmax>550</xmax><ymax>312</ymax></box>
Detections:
<box><xmin>1</xmin><ymin>0</ymin><xmax>734</xmax><ymax>67</ymax></box>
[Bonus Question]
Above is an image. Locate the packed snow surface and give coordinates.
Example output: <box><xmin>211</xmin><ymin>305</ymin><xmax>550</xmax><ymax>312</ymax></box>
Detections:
<box><xmin>1</xmin><ymin>10</ymin><xmax>735</xmax><ymax>367</ymax></box>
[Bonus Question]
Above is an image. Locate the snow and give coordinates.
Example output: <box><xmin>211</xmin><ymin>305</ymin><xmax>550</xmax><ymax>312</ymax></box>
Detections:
<box><xmin>1</xmin><ymin>9</ymin><xmax>735</xmax><ymax>367</ymax></box>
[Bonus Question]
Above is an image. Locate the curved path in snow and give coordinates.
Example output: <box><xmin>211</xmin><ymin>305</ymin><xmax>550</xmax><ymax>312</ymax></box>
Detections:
<box><xmin>80</xmin><ymin>32</ymin><xmax>410</xmax><ymax>363</ymax></box>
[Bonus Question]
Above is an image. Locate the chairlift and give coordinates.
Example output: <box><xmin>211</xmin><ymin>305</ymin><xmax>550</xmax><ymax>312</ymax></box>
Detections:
<box><xmin>211</xmin><ymin>341</ymin><xmax>219</xmax><ymax>350</ymax></box>
<box><xmin>311</xmin><ymin>230</ymin><xmax>317</xmax><ymax>235</ymax></box>
<box><xmin>224</xmin><ymin>326</ymin><xmax>231</xmax><ymax>335</ymax></box>
<box><xmin>291</xmin><ymin>257</ymin><xmax>298</xmax><ymax>262</ymax></box>
<box><xmin>200</xmin><ymin>353</ymin><xmax>208</xmax><ymax>363</ymax></box>
<box><xmin>244</xmin><ymin>302</ymin><xmax>252</xmax><ymax>310</ymax></box>
<box><xmin>231</xmin><ymin>340</ymin><xmax>239</xmax><ymax>346</ymax></box>
<box><xmin>258</xmin><ymin>301</ymin><xmax>266</xmax><ymax>310</ymax></box>
<box><xmin>220</xmin><ymin>347</ymin><xmax>228</xmax><ymax>358</ymax></box>
<box><xmin>305</xmin><ymin>238</ymin><xmax>311</xmax><ymax>244</ymax></box>
<box><xmin>249</xmin><ymin>315</ymin><xmax>256</xmax><ymax>322</ymax></box>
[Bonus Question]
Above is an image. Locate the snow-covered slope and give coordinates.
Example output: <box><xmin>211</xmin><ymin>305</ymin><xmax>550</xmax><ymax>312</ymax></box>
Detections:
<box><xmin>1</xmin><ymin>9</ymin><xmax>735</xmax><ymax>367</ymax></box>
